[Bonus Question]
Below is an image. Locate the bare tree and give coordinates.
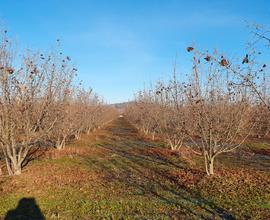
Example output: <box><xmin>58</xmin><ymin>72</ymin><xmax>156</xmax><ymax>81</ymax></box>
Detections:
<box><xmin>126</xmin><ymin>47</ymin><xmax>254</xmax><ymax>175</ymax></box>
<box><xmin>0</xmin><ymin>28</ymin><xmax>118</xmax><ymax>175</ymax></box>
<box><xmin>126</xmin><ymin>90</ymin><xmax>158</xmax><ymax>139</ymax></box>
<box><xmin>186</xmin><ymin>51</ymin><xmax>252</xmax><ymax>174</ymax></box>
<box><xmin>50</xmin><ymin>85</ymin><xmax>117</xmax><ymax>150</ymax></box>
<box><xmin>0</xmin><ymin>31</ymin><xmax>78</xmax><ymax>174</ymax></box>
<box><xmin>126</xmin><ymin>77</ymin><xmax>188</xmax><ymax>151</ymax></box>
<box><xmin>191</xmin><ymin>24</ymin><xmax>270</xmax><ymax>138</ymax></box>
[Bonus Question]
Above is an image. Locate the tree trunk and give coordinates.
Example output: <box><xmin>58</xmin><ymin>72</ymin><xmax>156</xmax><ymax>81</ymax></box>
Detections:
<box><xmin>5</xmin><ymin>157</ymin><xmax>22</xmax><ymax>175</ymax></box>
<box><xmin>86</xmin><ymin>128</ymin><xmax>92</xmax><ymax>135</ymax></box>
<box><xmin>168</xmin><ymin>138</ymin><xmax>182</xmax><ymax>151</ymax></box>
<box><xmin>75</xmin><ymin>132</ymin><xmax>81</xmax><ymax>140</ymax></box>
<box><xmin>142</xmin><ymin>127</ymin><xmax>149</xmax><ymax>135</ymax></box>
<box><xmin>169</xmin><ymin>140</ymin><xmax>175</xmax><ymax>151</ymax></box>
<box><xmin>5</xmin><ymin>157</ymin><xmax>13</xmax><ymax>176</ymax></box>
<box><xmin>209</xmin><ymin>158</ymin><xmax>214</xmax><ymax>175</ymax></box>
<box><xmin>56</xmin><ymin>137</ymin><xmax>66</xmax><ymax>150</ymax></box>
<box><xmin>12</xmin><ymin>162</ymin><xmax>22</xmax><ymax>175</ymax></box>
<box><xmin>204</xmin><ymin>155</ymin><xmax>215</xmax><ymax>175</ymax></box>
<box><xmin>2</xmin><ymin>144</ymin><xmax>27</xmax><ymax>176</ymax></box>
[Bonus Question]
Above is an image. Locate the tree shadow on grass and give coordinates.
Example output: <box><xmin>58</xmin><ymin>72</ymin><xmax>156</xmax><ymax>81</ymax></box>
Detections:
<box><xmin>4</xmin><ymin>198</ymin><xmax>45</xmax><ymax>220</ymax></box>
<box><xmin>89</xmin><ymin>140</ymin><xmax>235</xmax><ymax>219</ymax></box>
<box><xmin>85</xmin><ymin>117</ymin><xmax>236</xmax><ymax>219</ymax></box>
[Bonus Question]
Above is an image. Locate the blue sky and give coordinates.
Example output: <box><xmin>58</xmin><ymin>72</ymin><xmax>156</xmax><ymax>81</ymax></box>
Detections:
<box><xmin>0</xmin><ymin>0</ymin><xmax>269</xmax><ymax>103</ymax></box>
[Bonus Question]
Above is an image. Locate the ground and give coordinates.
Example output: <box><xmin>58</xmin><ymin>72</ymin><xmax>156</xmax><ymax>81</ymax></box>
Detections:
<box><xmin>0</xmin><ymin>117</ymin><xmax>270</xmax><ymax>219</ymax></box>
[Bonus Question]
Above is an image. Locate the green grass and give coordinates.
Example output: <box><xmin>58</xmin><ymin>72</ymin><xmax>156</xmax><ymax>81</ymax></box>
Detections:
<box><xmin>0</xmin><ymin>118</ymin><xmax>270</xmax><ymax>219</ymax></box>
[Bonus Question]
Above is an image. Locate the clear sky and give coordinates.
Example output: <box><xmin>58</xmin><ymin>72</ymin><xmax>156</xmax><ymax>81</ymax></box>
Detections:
<box><xmin>0</xmin><ymin>0</ymin><xmax>269</xmax><ymax>103</ymax></box>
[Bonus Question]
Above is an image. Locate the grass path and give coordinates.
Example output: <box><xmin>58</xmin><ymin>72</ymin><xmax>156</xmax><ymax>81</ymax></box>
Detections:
<box><xmin>0</xmin><ymin>117</ymin><xmax>269</xmax><ymax>219</ymax></box>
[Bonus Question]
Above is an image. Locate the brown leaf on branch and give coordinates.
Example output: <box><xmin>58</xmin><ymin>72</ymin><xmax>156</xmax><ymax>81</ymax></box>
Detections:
<box><xmin>204</xmin><ymin>55</ymin><xmax>211</xmax><ymax>62</ymax></box>
<box><xmin>220</xmin><ymin>58</ymin><xmax>228</xmax><ymax>67</ymax></box>
<box><xmin>6</xmin><ymin>67</ymin><xmax>14</xmax><ymax>74</ymax></box>
<box><xmin>187</xmin><ymin>47</ymin><xmax>194</xmax><ymax>52</ymax></box>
